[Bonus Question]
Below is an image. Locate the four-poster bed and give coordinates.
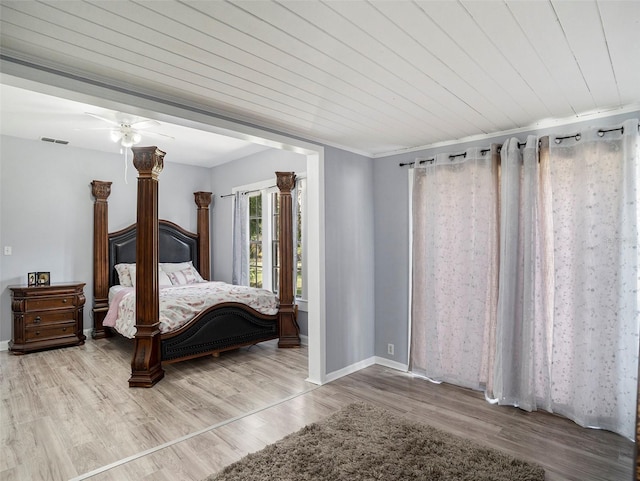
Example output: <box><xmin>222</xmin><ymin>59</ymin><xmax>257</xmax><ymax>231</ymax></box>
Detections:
<box><xmin>91</xmin><ymin>146</ymin><xmax>300</xmax><ymax>387</ymax></box>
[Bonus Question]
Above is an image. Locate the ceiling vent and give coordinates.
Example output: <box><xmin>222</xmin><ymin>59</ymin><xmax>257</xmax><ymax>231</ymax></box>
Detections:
<box><xmin>41</xmin><ymin>137</ymin><xmax>69</xmax><ymax>145</ymax></box>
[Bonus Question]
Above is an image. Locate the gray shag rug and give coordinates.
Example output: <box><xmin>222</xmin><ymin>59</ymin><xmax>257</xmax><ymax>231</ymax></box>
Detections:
<box><xmin>205</xmin><ymin>402</ymin><xmax>545</xmax><ymax>481</ymax></box>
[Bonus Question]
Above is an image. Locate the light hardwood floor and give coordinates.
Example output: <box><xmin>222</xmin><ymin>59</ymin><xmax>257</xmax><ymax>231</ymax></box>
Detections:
<box><xmin>0</xmin><ymin>337</ymin><xmax>633</xmax><ymax>481</ymax></box>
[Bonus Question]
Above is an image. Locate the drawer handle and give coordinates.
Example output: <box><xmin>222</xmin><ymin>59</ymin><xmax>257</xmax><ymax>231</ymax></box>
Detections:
<box><xmin>34</xmin><ymin>316</ymin><xmax>41</xmax><ymax>324</ymax></box>
<box><xmin>62</xmin><ymin>299</ymin><xmax>68</xmax><ymax>303</ymax></box>
<box><xmin>35</xmin><ymin>331</ymin><xmax>40</xmax><ymax>336</ymax></box>
<box><xmin>62</xmin><ymin>327</ymin><xmax>67</xmax><ymax>332</ymax></box>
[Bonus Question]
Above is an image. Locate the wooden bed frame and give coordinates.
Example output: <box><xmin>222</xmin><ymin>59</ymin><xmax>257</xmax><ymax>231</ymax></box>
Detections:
<box><xmin>91</xmin><ymin>146</ymin><xmax>300</xmax><ymax>387</ymax></box>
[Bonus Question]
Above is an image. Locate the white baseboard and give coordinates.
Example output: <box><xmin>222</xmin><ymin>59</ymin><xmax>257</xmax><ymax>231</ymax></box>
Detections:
<box><xmin>299</xmin><ymin>334</ymin><xmax>309</xmax><ymax>346</ymax></box>
<box><xmin>374</xmin><ymin>356</ymin><xmax>408</xmax><ymax>372</ymax></box>
<box><xmin>323</xmin><ymin>355</ymin><xmax>408</xmax><ymax>384</ymax></box>
<box><xmin>325</xmin><ymin>356</ymin><xmax>376</xmax><ymax>383</ymax></box>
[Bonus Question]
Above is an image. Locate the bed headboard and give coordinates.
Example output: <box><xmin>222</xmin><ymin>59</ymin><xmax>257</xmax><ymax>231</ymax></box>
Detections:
<box><xmin>108</xmin><ymin>220</ymin><xmax>199</xmax><ymax>287</ymax></box>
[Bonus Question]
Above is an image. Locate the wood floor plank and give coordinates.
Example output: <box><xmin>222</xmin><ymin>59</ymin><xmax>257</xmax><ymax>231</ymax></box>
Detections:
<box><xmin>0</xmin><ymin>338</ymin><xmax>633</xmax><ymax>481</ymax></box>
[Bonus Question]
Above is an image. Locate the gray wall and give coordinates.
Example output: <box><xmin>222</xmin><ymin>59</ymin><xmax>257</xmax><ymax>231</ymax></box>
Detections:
<box><xmin>208</xmin><ymin>148</ymin><xmax>308</xmax><ymax>335</ymax></box>
<box><xmin>324</xmin><ymin>147</ymin><xmax>375</xmax><ymax>373</ymax></box>
<box><xmin>373</xmin><ymin>110</ymin><xmax>640</xmax><ymax>366</ymax></box>
<box><xmin>0</xmin><ymin>135</ymin><xmax>212</xmax><ymax>341</ymax></box>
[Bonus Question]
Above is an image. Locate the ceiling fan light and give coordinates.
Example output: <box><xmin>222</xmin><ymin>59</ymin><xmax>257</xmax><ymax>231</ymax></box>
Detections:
<box><xmin>132</xmin><ymin>132</ymin><xmax>142</xmax><ymax>144</ymax></box>
<box><xmin>120</xmin><ymin>133</ymin><xmax>134</xmax><ymax>148</ymax></box>
<box><xmin>109</xmin><ymin>130</ymin><xmax>121</xmax><ymax>143</ymax></box>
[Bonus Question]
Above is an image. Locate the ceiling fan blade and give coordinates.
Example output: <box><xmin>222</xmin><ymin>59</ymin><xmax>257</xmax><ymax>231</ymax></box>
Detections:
<box><xmin>85</xmin><ymin>112</ymin><xmax>120</xmax><ymax>126</ymax></box>
<box><xmin>131</xmin><ymin>119</ymin><xmax>161</xmax><ymax>129</ymax></box>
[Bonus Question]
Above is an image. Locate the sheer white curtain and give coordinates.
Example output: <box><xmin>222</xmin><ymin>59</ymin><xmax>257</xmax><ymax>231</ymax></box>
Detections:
<box><xmin>544</xmin><ymin>119</ymin><xmax>639</xmax><ymax>439</ymax></box>
<box><xmin>232</xmin><ymin>192</ymin><xmax>249</xmax><ymax>286</ymax></box>
<box><xmin>493</xmin><ymin>135</ymin><xmax>553</xmax><ymax>412</ymax></box>
<box><xmin>410</xmin><ymin>147</ymin><xmax>499</xmax><ymax>390</ymax></box>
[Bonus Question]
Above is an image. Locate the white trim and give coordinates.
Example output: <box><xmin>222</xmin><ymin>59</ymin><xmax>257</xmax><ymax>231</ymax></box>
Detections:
<box><xmin>299</xmin><ymin>334</ymin><xmax>309</xmax><ymax>346</ymax></box>
<box><xmin>306</xmin><ymin>151</ymin><xmax>326</xmax><ymax>385</ymax></box>
<box><xmin>0</xmin><ymin>61</ymin><xmax>327</xmax><ymax>387</ymax></box>
<box><xmin>322</xmin><ymin>356</ymin><xmax>409</xmax><ymax>384</ymax></box>
<box><xmin>324</xmin><ymin>356</ymin><xmax>376</xmax><ymax>383</ymax></box>
<box><xmin>407</xmin><ymin>169</ymin><xmax>414</xmax><ymax>369</ymax></box>
<box><xmin>374</xmin><ymin>356</ymin><xmax>409</xmax><ymax>372</ymax></box>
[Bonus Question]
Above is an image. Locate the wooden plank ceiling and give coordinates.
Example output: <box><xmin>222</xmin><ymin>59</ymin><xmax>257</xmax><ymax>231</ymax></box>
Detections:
<box><xmin>1</xmin><ymin>0</ymin><xmax>638</xmax><ymax>157</ymax></box>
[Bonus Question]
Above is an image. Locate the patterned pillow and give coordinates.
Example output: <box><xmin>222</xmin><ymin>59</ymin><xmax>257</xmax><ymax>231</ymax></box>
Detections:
<box><xmin>117</xmin><ymin>263</ymin><xmax>172</xmax><ymax>287</ymax></box>
<box><xmin>167</xmin><ymin>267</ymin><xmax>200</xmax><ymax>285</ymax></box>
<box><xmin>114</xmin><ymin>263</ymin><xmax>135</xmax><ymax>287</ymax></box>
<box><xmin>160</xmin><ymin>261</ymin><xmax>205</xmax><ymax>282</ymax></box>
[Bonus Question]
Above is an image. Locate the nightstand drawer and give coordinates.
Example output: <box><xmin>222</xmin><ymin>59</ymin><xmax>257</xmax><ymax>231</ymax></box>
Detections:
<box><xmin>25</xmin><ymin>322</ymin><xmax>76</xmax><ymax>341</ymax></box>
<box><xmin>25</xmin><ymin>310</ymin><xmax>75</xmax><ymax>327</ymax></box>
<box><xmin>25</xmin><ymin>295</ymin><xmax>75</xmax><ymax>311</ymax></box>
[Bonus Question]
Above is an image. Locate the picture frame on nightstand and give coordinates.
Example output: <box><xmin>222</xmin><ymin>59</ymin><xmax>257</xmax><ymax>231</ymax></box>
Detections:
<box><xmin>36</xmin><ymin>271</ymin><xmax>50</xmax><ymax>286</ymax></box>
<box><xmin>27</xmin><ymin>272</ymin><xmax>37</xmax><ymax>286</ymax></box>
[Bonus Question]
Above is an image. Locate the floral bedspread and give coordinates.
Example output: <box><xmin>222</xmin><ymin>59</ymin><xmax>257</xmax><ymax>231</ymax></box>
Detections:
<box><xmin>103</xmin><ymin>282</ymin><xmax>279</xmax><ymax>339</ymax></box>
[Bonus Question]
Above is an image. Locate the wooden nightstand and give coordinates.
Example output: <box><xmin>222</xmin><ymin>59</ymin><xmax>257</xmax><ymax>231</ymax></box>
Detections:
<box><xmin>9</xmin><ymin>282</ymin><xmax>86</xmax><ymax>354</ymax></box>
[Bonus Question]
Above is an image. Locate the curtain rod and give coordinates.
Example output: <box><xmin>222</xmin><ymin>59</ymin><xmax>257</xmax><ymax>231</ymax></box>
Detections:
<box><xmin>598</xmin><ymin>126</ymin><xmax>624</xmax><ymax>136</ymax></box>
<box><xmin>554</xmin><ymin>133</ymin><xmax>581</xmax><ymax>144</ymax></box>
<box><xmin>399</xmin><ymin>157</ymin><xmax>435</xmax><ymax>167</ymax></box>
<box><xmin>398</xmin><ymin>120</ymin><xmax>638</xmax><ymax>168</ymax></box>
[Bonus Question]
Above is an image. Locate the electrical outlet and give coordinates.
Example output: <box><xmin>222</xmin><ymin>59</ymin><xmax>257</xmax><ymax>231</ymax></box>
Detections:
<box><xmin>387</xmin><ymin>343</ymin><xmax>394</xmax><ymax>356</ymax></box>
<box><xmin>3</xmin><ymin>246</ymin><xmax>12</xmax><ymax>255</ymax></box>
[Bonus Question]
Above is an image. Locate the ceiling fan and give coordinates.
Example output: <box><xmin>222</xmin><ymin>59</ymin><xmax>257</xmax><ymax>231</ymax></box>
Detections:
<box><xmin>85</xmin><ymin>112</ymin><xmax>174</xmax><ymax>148</ymax></box>
<box><xmin>85</xmin><ymin>112</ymin><xmax>174</xmax><ymax>183</ymax></box>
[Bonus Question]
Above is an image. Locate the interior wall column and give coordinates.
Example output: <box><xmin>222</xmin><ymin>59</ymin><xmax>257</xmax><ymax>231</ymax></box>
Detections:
<box><xmin>276</xmin><ymin>171</ymin><xmax>300</xmax><ymax>348</ymax></box>
<box><xmin>91</xmin><ymin>180</ymin><xmax>112</xmax><ymax>339</ymax></box>
<box><xmin>129</xmin><ymin>146</ymin><xmax>165</xmax><ymax>388</ymax></box>
<box><xmin>194</xmin><ymin>191</ymin><xmax>212</xmax><ymax>280</ymax></box>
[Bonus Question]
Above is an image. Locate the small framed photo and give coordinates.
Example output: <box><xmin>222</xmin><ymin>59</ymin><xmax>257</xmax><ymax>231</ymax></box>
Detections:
<box><xmin>36</xmin><ymin>271</ymin><xmax>50</xmax><ymax>286</ymax></box>
<box><xmin>27</xmin><ymin>272</ymin><xmax>37</xmax><ymax>286</ymax></box>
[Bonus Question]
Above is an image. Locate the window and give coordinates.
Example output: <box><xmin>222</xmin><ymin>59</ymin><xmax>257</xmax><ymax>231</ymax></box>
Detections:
<box><xmin>295</xmin><ymin>179</ymin><xmax>306</xmax><ymax>302</ymax></box>
<box><xmin>248</xmin><ymin>193</ymin><xmax>262</xmax><ymax>288</ymax></box>
<box><xmin>235</xmin><ymin>176</ymin><xmax>307</xmax><ymax>309</ymax></box>
<box><xmin>271</xmin><ymin>191</ymin><xmax>280</xmax><ymax>294</ymax></box>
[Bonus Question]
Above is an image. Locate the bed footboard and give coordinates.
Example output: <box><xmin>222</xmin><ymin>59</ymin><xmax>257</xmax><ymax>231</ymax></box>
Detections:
<box><xmin>160</xmin><ymin>303</ymin><xmax>278</xmax><ymax>362</ymax></box>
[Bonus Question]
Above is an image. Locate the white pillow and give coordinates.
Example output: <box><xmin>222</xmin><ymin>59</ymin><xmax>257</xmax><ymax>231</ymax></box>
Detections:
<box><xmin>167</xmin><ymin>267</ymin><xmax>201</xmax><ymax>285</ymax></box>
<box><xmin>160</xmin><ymin>261</ymin><xmax>205</xmax><ymax>282</ymax></box>
<box><xmin>115</xmin><ymin>263</ymin><xmax>135</xmax><ymax>287</ymax></box>
<box><xmin>128</xmin><ymin>265</ymin><xmax>172</xmax><ymax>287</ymax></box>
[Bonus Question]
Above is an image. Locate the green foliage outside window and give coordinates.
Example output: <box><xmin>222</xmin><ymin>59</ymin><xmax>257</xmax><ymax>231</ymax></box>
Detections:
<box><xmin>249</xmin><ymin>193</ymin><xmax>262</xmax><ymax>288</ymax></box>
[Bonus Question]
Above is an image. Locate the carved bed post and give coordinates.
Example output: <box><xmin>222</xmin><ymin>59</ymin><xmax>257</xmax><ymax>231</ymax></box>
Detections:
<box><xmin>129</xmin><ymin>146</ymin><xmax>165</xmax><ymax>388</ymax></box>
<box><xmin>276</xmin><ymin>172</ymin><xmax>300</xmax><ymax>348</ymax></box>
<box><xmin>194</xmin><ymin>191</ymin><xmax>212</xmax><ymax>280</ymax></box>
<box><xmin>91</xmin><ymin>180</ymin><xmax>112</xmax><ymax>339</ymax></box>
